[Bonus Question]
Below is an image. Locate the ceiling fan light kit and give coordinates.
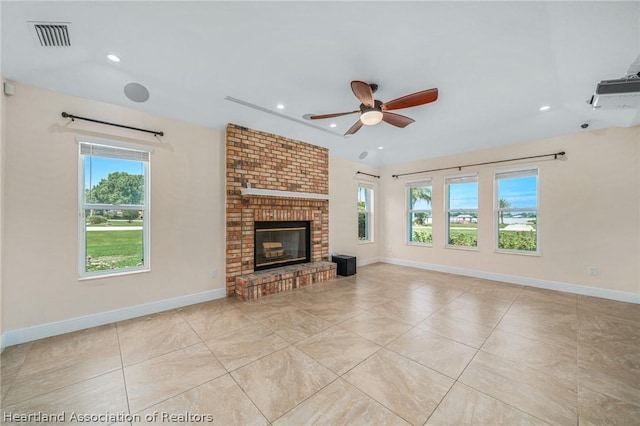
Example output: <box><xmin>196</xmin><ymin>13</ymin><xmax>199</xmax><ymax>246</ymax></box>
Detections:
<box><xmin>309</xmin><ymin>80</ymin><xmax>438</xmax><ymax>135</ymax></box>
<box><xmin>360</xmin><ymin>110</ymin><xmax>383</xmax><ymax>125</ymax></box>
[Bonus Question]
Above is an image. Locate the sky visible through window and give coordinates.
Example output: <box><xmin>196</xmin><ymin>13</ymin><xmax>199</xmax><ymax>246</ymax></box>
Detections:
<box><xmin>499</xmin><ymin>176</ymin><xmax>537</xmax><ymax>208</ymax></box>
<box><xmin>449</xmin><ymin>182</ymin><xmax>478</xmax><ymax>209</ymax></box>
<box><xmin>412</xmin><ymin>197</ymin><xmax>431</xmax><ymax>210</ymax></box>
<box><xmin>441</xmin><ymin>178</ymin><xmax>536</xmax><ymax>210</ymax></box>
<box><xmin>358</xmin><ymin>186</ymin><xmax>370</xmax><ymax>207</ymax></box>
<box><xmin>84</xmin><ymin>157</ymin><xmax>145</xmax><ymax>191</ymax></box>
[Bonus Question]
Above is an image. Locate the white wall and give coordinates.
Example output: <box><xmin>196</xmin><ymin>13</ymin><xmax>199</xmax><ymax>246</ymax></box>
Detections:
<box><xmin>329</xmin><ymin>156</ymin><xmax>381</xmax><ymax>266</ymax></box>
<box><xmin>380</xmin><ymin>127</ymin><xmax>640</xmax><ymax>299</ymax></box>
<box><xmin>2</xmin><ymin>82</ymin><xmax>226</xmax><ymax>336</ymax></box>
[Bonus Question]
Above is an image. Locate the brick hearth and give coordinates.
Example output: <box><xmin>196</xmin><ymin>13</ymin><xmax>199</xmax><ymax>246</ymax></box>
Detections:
<box><xmin>235</xmin><ymin>262</ymin><xmax>337</xmax><ymax>301</ymax></box>
<box><xmin>225</xmin><ymin>124</ymin><xmax>331</xmax><ymax>298</ymax></box>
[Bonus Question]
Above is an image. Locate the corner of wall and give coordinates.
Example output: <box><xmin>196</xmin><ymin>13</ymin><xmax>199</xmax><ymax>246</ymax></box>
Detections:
<box><xmin>0</xmin><ymin>75</ymin><xmax>7</xmax><ymax>350</ymax></box>
<box><xmin>328</xmin><ymin>156</ymin><xmax>383</xmax><ymax>262</ymax></box>
<box><xmin>0</xmin><ymin>75</ymin><xmax>6</xmax><ymax>352</ymax></box>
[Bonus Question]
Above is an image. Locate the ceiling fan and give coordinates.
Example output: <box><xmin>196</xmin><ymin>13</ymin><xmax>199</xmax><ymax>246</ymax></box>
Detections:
<box><xmin>310</xmin><ymin>80</ymin><xmax>438</xmax><ymax>135</ymax></box>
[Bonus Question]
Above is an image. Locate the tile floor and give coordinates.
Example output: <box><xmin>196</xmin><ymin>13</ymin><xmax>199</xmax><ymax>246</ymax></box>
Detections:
<box><xmin>1</xmin><ymin>263</ymin><xmax>639</xmax><ymax>425</ymax></box>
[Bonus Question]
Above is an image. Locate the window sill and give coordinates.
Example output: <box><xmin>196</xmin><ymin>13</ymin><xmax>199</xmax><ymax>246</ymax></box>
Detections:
<box><xmin>445</xmin><ymin>245</ymin><xmax>478</xmax><ymax>252</ymax></box>
<box><xmin>79</xmin><ymin>267</ymin><xmax>150</xmax><ymax>281</ymax></box>
<box><xmin>407</xmin><ymin>242</ymin><xmax>432</xmax><ymax>247</ymax></box>
<box><xmin>494</xmin><ymin>249</ymin><xmax>540</xmax><ymax>257</ymax></box>
<box><xmin>358</xmin><ymin>240</ymin><xmax>375</xmax><ymax>245</ymax></box>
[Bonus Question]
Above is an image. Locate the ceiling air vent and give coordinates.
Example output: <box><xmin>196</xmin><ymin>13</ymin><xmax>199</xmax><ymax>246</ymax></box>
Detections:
<box><xmin>28</xmin><ymin>21</ymin><xmax>71</xmax><ymax>47</ymax></box>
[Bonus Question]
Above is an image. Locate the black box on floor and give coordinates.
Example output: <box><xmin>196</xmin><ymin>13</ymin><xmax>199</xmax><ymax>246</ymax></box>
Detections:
<box><xmin>332</xmin><ymin>255</ymin><xmax>356</xmax><ymax>276</ymax></box>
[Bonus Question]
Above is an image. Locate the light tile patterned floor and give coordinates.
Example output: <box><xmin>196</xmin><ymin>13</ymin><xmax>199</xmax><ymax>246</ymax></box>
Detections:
<box><xmin>1</xmin><ymin>263</ymin><xmax>639</xmax><ymax>425</ymax></box>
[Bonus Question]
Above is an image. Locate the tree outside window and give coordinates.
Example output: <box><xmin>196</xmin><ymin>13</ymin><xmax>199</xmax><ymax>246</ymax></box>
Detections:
<box><xmin>358</xmin><ymin>185</ymin><xmax>373</xmax><ymax>242</ymax></box>
<box><xmin>80</xmin><ymin>142</ymin><xmax>150</xmax><ymax>277</ymax></box>
<box><xmin>408</xmin><ymin>181</ymin><xmax>432</xmax><ymax>244</ymax></box>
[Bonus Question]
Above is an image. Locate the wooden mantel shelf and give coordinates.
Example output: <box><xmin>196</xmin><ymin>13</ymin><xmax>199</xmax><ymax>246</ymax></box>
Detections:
<box><xmin>240</xmin><ymin>188</ymin><xmax>330</xmax><ymax>200</ymax></box>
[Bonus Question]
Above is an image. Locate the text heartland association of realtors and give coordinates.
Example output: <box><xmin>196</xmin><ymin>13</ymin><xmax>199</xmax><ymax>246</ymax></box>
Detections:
<box><xmin>3</xmin><ymin>411</ymin><xmax>214</xmax><ymax>423</ymax></box>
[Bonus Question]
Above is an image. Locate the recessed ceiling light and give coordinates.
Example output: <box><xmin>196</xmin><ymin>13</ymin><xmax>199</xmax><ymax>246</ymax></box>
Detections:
<box><xmin>276</xmin><ymin>104</ymin><xmax>285</xmax><ymax>110</ymax></box>
<box><xmin>378</xmin><ymin>146</ymin><xmax>384</xmax><ymax>150</ymax></box>
<box><xmin>539</xmin><ymin>105</ymin><xmax>550</xmax><ymax>111</ymax></box>
<box><xmin>107</xmin><ymin>54</ymin><xmax>120</xmax><ymax>62</ymax></box>
<box><xmin>329</xmin><ymin>123</ymin><xmax>337</xmax><ymax>128</ymax></box>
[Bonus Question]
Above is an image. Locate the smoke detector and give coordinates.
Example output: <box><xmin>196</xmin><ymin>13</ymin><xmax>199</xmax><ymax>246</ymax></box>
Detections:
<box><xmin>27</xmin><ymin>21</ymin><xmax>71</xmax><ymax>47</ymax></box>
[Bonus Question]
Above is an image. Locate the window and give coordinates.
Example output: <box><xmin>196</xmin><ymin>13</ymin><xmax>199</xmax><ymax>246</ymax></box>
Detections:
<box><xmin>496</xmin><ymin>168</ymin><xmax>538</xmax><ymax>253</ymax></box>
<box><xmin>357</xmin><ymin>184</ymin><xmax>373</xmax><ymax>242</ymax></box>
<box><xmin>446</xmin><ymin>175</ymin><xmax>478</xmax><ymax>248</ymax></box>
<box><xmin>407</xmin><ymin>180</ymin><xmax>432</xmax><ymax>245</ymax></box>
<box><xmin>79</xmin><ymin>141</ymin><xmax>151</xmax><ymax>277</ymax></box>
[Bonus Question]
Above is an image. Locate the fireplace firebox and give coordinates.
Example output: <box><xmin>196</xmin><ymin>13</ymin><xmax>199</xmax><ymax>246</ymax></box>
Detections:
<box><xmin>254</xmin><ymin>221</ymin><xmax>311</xmax><ymax>271</ymax></box>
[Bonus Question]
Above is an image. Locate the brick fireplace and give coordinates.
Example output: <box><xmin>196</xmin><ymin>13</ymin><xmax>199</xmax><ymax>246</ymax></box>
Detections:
<box><xmin>225</xmin><ymin>124</ymin><xmax>333</xmax><ymax>298</ymax></box>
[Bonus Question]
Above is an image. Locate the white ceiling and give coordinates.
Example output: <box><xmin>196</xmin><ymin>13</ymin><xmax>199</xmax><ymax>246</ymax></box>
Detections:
<box><xmin>2</xmin><ymin>1</ymin><xmax>639</xmax><ymax>166</ymax></box>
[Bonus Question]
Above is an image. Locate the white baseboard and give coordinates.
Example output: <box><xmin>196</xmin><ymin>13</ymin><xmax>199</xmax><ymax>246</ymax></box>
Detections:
<box><xmin>378</xmin><ymin>257</ymin><xmax>640</xmax><ymax>304</ymax></box>
<box><xmin>357</xmin><ymin>256</ymin><xmax>381</xmax><ymax>267</ymax></box>
<box><xmin>1</xmin><ymin>288</ymin><xmax>227</xmax><ymax>350</ymax></box>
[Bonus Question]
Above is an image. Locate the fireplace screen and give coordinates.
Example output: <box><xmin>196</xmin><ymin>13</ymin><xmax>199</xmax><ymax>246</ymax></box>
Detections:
<box><xmin>254</xmin><ymin>221</ymin><xmax>311</xmax><ymax>271</ymax></box>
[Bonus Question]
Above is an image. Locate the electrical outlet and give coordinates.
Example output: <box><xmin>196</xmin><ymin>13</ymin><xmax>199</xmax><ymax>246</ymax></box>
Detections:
<box><xmin>588</xmin><ymin>266</ymin><xmax>597</xmax><ymax>276</ymax></box>
<box><xmin>211</xmin><ymin>269</ymin><xmax>217</xmax><ymax>278</ymax></box>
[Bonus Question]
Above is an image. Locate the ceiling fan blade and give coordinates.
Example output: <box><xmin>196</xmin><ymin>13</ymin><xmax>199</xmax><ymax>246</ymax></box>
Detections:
<box><xmin>382</xmin><ymin>88</ymin><xmax>438</xmax><ymax>111</ymax></box>
<box><xmin>345</xmin><ymin>119</ymin><xmax>364</xmax><ymax>135</ymax></box>
<box><xmin>309</xmin><ymin>110</ymin><xmax>359</xmax><ymax>120</ymax></box>
<box><xmin>351</xmin><ymin>80</ymin><xmax>375</xmax><ymax>107</ymax></box>
<box><xmin>382</xmin><ymin>112</ymin><xmax>415</xmax><ymax>128</ymax></box>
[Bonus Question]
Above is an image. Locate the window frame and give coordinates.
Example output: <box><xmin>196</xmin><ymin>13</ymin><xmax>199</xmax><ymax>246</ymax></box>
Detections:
<box><xmin>494</xmin><ymin>166</ymin><xmax>539</xmax><ymax>255</ymax></box>
<box><xmin>78</xmin><ymin>138</ymin><xmax>152</xmax><ymax>279</ymax></box>
<box><xmin>406</xmin><ymin>179</ymin><xmax>433</xmax><ymax>246</ymax></box>
<box><xmin>445</xmin><ymin>174</ymin><xmax>479</xmax><ymax>250</ymax></box>
<box><xmin>357</xmin><ymin>182</ymin><xmax>374</xmax><ymax>243</ymax></box>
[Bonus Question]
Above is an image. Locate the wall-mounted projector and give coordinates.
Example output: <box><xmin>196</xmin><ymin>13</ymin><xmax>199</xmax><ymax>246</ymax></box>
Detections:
<box><xmin>589</xmin><ymin>78</ymin><xmax>640</xmax><ymax>109</ymax></box>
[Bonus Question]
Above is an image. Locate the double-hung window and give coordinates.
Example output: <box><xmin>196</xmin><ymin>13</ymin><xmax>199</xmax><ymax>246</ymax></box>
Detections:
<box><xmin>79</xmin><ymin>140</ymin><xmax>151</xmax><ymax>277</ymax></box>
<box><xmin>407</xmin><ymin>180</ymin><xmax>432</xmax><ymax>245</ymax></box>
<box><xmin>495</xmin><ymin>168</ymin><xmax>538</xmax><ymax>253</ymax></box>
<box><xmin>446</xmin><ymin>175</ymin><xmax>478</xmax><ymax>248</ymax></box>
<box><xmin>357</xmin><ymin>184</ymin><xmax>374</xmax><ymax>242</ymax></box>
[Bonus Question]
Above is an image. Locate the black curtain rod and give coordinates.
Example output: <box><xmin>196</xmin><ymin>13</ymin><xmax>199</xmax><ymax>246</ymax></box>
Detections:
<box><xmin>391</xmin><ymin>151</ymin><xmax>566</xmax><ymax>179</ymax></box>
<box><xmin>61</xmin><ymin>112</ymin><xmax>164</xmax><ymax>137</ymax></box>
<box><xmin>356</xmin><ymin>171</ymin><xmax>380</xmax><ymax>179</ymax></box>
